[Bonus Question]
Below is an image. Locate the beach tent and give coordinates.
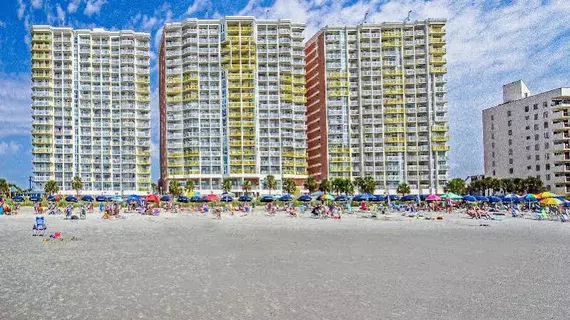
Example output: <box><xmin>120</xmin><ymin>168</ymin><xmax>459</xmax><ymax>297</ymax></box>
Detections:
<box><xmin>279</xmin><ymin>194</ymin><xmax>293</xmax><ymax>201</ymax></box>
<box><xmin>441</xmin><ymin>192</ymin><xmax>462</xmax><ymax>200</ymax></box>
<box><xmin>81</xmin><ymin>195</ymin><xmax>94</xmax><ymax>202</ymax></box>
<box><xmin>127</xmin><ymin>195</ymin><xmax>141</xmax><ymax>203</ymax></box>
<box><xmin>146</xmin><ymin>194</ymin><xmax>159</xmax><ymax>202</ymax></box>
<box><xmin>238</xmin><ymin>195</ymin><xmax>253</xmax><ymax>202</ymax></box>
<box><xmin>298</xmin><ymin>194</ymin><xmax>312</xmax><ymax>202</ymax></box>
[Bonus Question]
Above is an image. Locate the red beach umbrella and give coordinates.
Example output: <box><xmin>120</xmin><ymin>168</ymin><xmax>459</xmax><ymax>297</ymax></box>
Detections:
<box><xmin>205</xmin><ymin>194</ymin><xmax>219</xmax><ymax>202</ymax></box>
<box><xmin>146</xmin><ymin>194</ymin><xmax>159</xmax><ymax>202</ymax></box>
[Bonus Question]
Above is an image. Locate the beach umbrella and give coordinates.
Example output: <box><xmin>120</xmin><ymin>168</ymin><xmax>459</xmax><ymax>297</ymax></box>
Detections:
<box><xmin>335</xmin><ymin>195</ymin><xmax>349</xmax><ymax>201</ymax></box>
<box><xmin>298</xmin><ymin>194</ymin><xmax>312</xmax><ymax>202</ymax></box>
<box><xmin>463</xmin><ymin>195</ymin><xmax>477</xmax><ymax>202</ymax></box>
<box><xmin>400</xmin><ymin>195</ymin><xmax>418</xmax><ymax>202</ymax></box>
<box><xmin>112</xmin><ymin>196</ymin><xmax>123</xmax><ymax>203</ymax></box>
<box><xmin>523</xmin><ymin>194</ymin><xmax>538</xmax><ymax>202</ymax></box>
<box><xmin>503</xmin><ymin>194</ymin><xmax>521</xmax><ymax>202</ymax></box>
<box><xmin>540</xmin><ymin>198</ymin><xmax>563</xmax><ymax>205</ymax></box>
<box><xmin>488</xmin><ymin>196</ymin><xmax>502</xmax><ymax>203</ymax></box>
<box><xmin>96</xmin><ymin>195</ymin><xmax>107</xmax><ymax>202</ymax></box>
<box><xmin>238</xmin><ymin>195</ymin><xmax>253</xmax><ymax>202</ymax></box>
<box><xmin>319</xmin><ymin>194</ymin><xmax>334</xmax><ymax>201</ymax></box>
<box><xmin>279</xmin><ymin>194</ymin><xmax>294</xmax><ymax>202</ymax></box>
<box><xmin>127</xmin><ymin>194</ymin><xmax>141</xmax><ymax>202</ymax></box>
<box><xmin>425</xmin><ymin>194</ymin><xmax>441</xmax><ymax>201</ymax></box>
<box><xmin>189</xmin><ymin>195</ymin><xmax>201</xmax><ymax>202</ymax></box>
<box><xmin>419</xmin><ymin>194</ymin><xmax>429</xmax><ymax>201</ymax></box>
<box><xmin>81</xmin><ymin>195</ymin><xmax>94</xmax><ymax>202</ymax></box>
<box><xmin>12</xmin><ymin>196</ymin><xmax>25</xmax><ymax>202</ymax></box>
<box><xmin>373</xmin><ymin>195</ymin><xmax>386</xmax><ymax>202</ymax></box>
<box><xmin>353</xmin><ymin>193</ymin><xmax>374</xmax><ymax>201</ymax></box>
<box><xmin>160</xmin><ymin>195</ymin><xmax>171</xmax><ymax>202</ymax></box>
<box><xmin>537</xmin><ymin>191</ymin><xmax>558</xmax><ymax>199</ymax></box>
<box><xmin>30</xmin><ymin>195</ymin><xmax>41</xmax><ymax>202</ymax></box>
<box><xmin>47</xmin><ymin>195</ymin><xmax>57</xmax><ymax>202</ymax></box>
<box><xmin>388</xmin><ymin>195</ymin><xmax>400</xmax><ymax>201</ymax></box>
<box><xmin>205</xmin><ymin>194</ymin><xmax>220</xmax><ymax>202</ymax></box>
<box><xmin>441</xmin><ymin>192</ymin><xmax>462</xmax><ymax>200</ymax></box>
<box><xmin>177</xmin><ymin>195</ymin><xmax>189</xmax><ymax>203</ymax></box>
<box><xmin>65</xmin><ymin>196</ymin><xmax>78</xmax><ymax>202</ymax></box>
<box><xmin>220</xmin><ymin>194</ymin><xmax>234</xmax><ymax>202</ymax></box>
<box><xmin>260</xmin><ymin>195</ymin><xmax>274</xmax><ymax>202</ymax></box>
<box><xmin>146</xmin><ymin>194</ymin><xmax>159</xmax><ymax>202</ymax></box>
<box><xmin>474</xmin><ymin>195</ymin><xmax>489</xmax><ymax>202</ymax></box>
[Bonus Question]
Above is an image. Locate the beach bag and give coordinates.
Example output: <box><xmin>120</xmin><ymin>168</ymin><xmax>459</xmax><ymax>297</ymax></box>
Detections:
<box><xmin>561</xmin><ymin>213</ymin><xmax>569</xmax><ymax>222</ymax></box>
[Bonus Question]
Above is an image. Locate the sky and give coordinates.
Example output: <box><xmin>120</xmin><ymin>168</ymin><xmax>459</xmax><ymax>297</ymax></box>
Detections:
<box><xmin>0</xmin><ymin>0</ymin><xmax>569</xmax><ymax>188</ymax></box>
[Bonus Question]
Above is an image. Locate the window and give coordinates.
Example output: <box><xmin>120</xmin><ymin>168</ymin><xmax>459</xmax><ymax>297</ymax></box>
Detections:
<box><xmin>525</xmin><ymin>116</ymin><xmax>530</xmax><ymax>121</ymax></box>
<box><xmin>534</xmin><ymin>114</ymin><xmax>539</xmax><ymax>120</ymax></box>
<box><xmin>508</xmin><ymin>129</ymin><xmax>512</xmax><ymax>136</ymax></box>
<box><xmin>492</xmin><ymin>151</ymin><xmax>495</xmax><ymax>157</ymax></box>
<box><xmin>535</xmin><ymin>144</ymin><xmax>539</xmax><ymax>151</ymax></box>
<box><xmin>533</xmin><ymin>103</ymin><xmax>538</xmax><ymax>110</ymax></box>
<box><xmin>546</xmin><ymin>174</ymin><xmax>551</xmax><ymax>181</ymax></box>
<box><xmin>509</xmin><ymin>168</ymin><xmax>514</xmax><ymax>174</ymax></box>
<box><xmin>536</xmin><ymin>165</ymin><xmax>540</xmax><ymax>171</ymax></box>
<box><xmin>527</xmin><ymin>165</ymin><xmax>531</xmax><ymax>170</ymax></box>
<box><xmin>508</xmin><ymin>120</ymin><xmax>512</xmax><ymax>126</ymax></box>
<box><xmin>546</xmin><ymin>164</ymin><xmax>550</xmax><ymax>170</ymax></box>
<box><xmin>525</xmin><ymin>106</ymin><xmax>529</xmax><ymax>112</ymax></box>
<box><xmin>534</xmin><ymin>124</ymin><xmax>539</xmax><ymax>130</ymax></box>
<box><xmin>507</xmin><ymin>110</ymin><xmax>512</xmax><ymax>117</ymax></box>
<box><xmin>544</xmin><ymin>121</ymin><xmax>549</xmax><ymax>129</ymax></box>
<box><xmin>492</xmin><ymin>161</ymin><xmax>495</xmax><ymax>167</ymax></box>
<box><xmin>491</xmin><ymin>133</ymin><xmax>495</xmax><ymax>139</ymax></box>
<box><xmin>544</xmin><ymin>132</ymin><xmax>549</xmax><ymax>139</ymax></box>
<box><xmin>527</xmin><ymin>155</ymin><xmax>531</xmax><ymax>160</ymax></box>
<box><xmin>509</xmin><ymin>158</ymin><xmax>513</xmax><ymax>164</ymax></box>
<box><xmin>545</xmin><ymin>142</ymin><xmax>549</xmax><ymax>149</ymax></box>
<box><xmin>535</xmin><ymin>134</ymin><xmax>539</xmax><ymax>141</ymax></box>
<box><xmin>491</xmin><ymin>115</ymin><xmax>494</xmax><ymax>121</ymax></box>
<box><xmin>491</xmin><ymin>123</ymin><xmax>495</xmax><ymax>130</ymax></box>
<box><xmin>526</xmin><ymin>146</ymin><xmax>530</xmax><ymax>151</ymax></box>
<box><xmin>508</xmin><ymin>139</ymin><xmax>512</xmax><ymax>146</ymax></box>
<box><xmin>543</xmin><ymin>111</ymin><xmax>548</xmax><ymax>119</ymax></box>
<box><xmin>546</xmin><ymin>153</ymin><xmax>550</xmax><ymax>160</ymax></box>
<box><xmin>544</xmin><ymin>101</ymin><xmax>548</xmax><ymax>108</ymax></box>
<box><xmin>535</xmin><ymin>155</ymin><xmax>540</xmax><ymax>160</ymax></box>
<box><xmin>492</xmin><ymin>142</ymin><xmax>495</xmax><ymax>148</ymax></box>
<box><xmin>526</xmin><ymin>136</ymin><xmax>531</xmax><ymax>140</ymax></box>
<box><xmin>526</xmin><ymin>125</ymin><xmax>530</xmax><ymax>130</ymax></box>
<box><xmin>508</xmin><ymin>148</ymin><xmax>513</xmax><ymax>155</ymax></box>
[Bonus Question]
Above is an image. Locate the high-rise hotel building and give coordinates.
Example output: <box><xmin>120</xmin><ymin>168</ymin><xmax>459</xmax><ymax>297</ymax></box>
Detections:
<box><xmin>159</xmin><ymin>17</ymin><xmax>306</xmax><ymax>194</ymax></box>
<box><xmin>305</xmin><ymin>19</ymin><xmax>449</xmax><ymax>194</ymax></box>
<box><xmin>31</xmin><ymin>26</ymin><xmax>152</xmax><ymax>195</ymax></box>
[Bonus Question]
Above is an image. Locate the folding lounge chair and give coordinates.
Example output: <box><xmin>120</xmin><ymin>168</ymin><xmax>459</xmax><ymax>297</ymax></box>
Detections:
<box><xmin>33</xmin><ymin>216</ymin><xmax>47</xmax><ymax>236</ymax></box>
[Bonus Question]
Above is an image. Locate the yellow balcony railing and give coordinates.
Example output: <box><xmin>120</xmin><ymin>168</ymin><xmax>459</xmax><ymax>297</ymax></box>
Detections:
<box><xmin>432</xmin><ymin>125</ymin><xmax>449</xmax><ymax>132</ymax></box>
<box><xmin>386</xmin><ymin>146</ymin><xmax>406</xmax><ymax>152</ymax></box>
<box><xmin>382</xmin><ymin>32</ymin><xmax>402</xmax><ymax>38</ymax></box>
<box><xmin>384</xmin><ymin>99</ymin><xmax>404</xmax><ymax>105</ymax></box>
<box><xmin>385</xmin><ymin>126</ymin><xmax>405</xmax><ymax>133</ymax></box>
<box><xmin>433</xmin><ymin>145</ymin><xmax>450</xmax><ymax>151</ymax></box>
<box><xmin>429</xmin><ymin>48</ymin><xmax>446</xmax><ymax>55</ymax></box>
<box><xmin>429</xmin><ymin>37</ymin><xmax>445</xmax><ymax>45</ymax></box>
<box><xmin>430</xmin><ymin>67</ymin><xmax>447</xmax><ymax>74</ymax></box>
<box><xmin>383</xmin><ymin>70</ymin><xmax>403</xmax><ymax>77</ymax></box>
<box><xmin>385</xmin><ymin>137</ymin><xmax>406</xmax><ymax>143</ymax></box>
<box><xmin>384</xmin><ymin>89</ymin><xmax>404</xmax><ymax>95</ymax></box>
<box><xmin>328</xmin><ymin>72</ymin><xmax>349</xmax><ymax>79</ymax></box>
<box><xmin>432</xmin><ymin>136</ymin><xmax>449</xmax><ymax>142</ymax></box>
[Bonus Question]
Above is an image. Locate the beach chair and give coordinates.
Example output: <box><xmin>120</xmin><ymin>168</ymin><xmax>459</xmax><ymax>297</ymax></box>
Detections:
<box><xmin>32</xmin><ymin>216</ymin><xmax>47</xmax><ymax>236</ymax></box>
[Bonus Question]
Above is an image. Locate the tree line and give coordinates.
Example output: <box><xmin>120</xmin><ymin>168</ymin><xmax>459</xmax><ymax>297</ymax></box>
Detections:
<box><xmin>445</xmin><ymin>176</ymin><xmax>545</xmax><ymax>195</ymax></box>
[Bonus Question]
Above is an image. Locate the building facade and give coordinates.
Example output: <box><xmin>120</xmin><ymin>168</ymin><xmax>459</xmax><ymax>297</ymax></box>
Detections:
<box><xmin>31</xmin><ymin>26</ymin><xmax>152</xmax><ymax>195</ymax></box>
<box><xmin>305</xmin><ymin>19</ymin><xmax>449</xmax><ymax>194</ymax></box>
<box><xmin>482</xmin><ymin>80</ymin><xmax>570</xmax><ymax>194</ymax></box>
<box><xmin>159</xmin><ymin>17</ymin><xmax>306</xmax><ymax>194</ymax></box>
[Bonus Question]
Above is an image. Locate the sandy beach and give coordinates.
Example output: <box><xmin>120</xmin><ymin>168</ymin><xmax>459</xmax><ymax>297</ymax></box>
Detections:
<box><xmin>1</xmin><ymin>208</ymin><xmax>569</xmax><ymax>319</ymax></box>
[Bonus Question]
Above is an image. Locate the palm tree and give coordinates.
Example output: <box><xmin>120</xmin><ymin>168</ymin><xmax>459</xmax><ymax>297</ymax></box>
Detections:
<box><xmin>358</xmin><ymin>176</ymin><xmax>376</xmax><ymax>194</ymax></box>
<box><xmin>445</xmin><ymin>178</ymin><xmax>466</xmax><ymax>195</ymax></box>
<box><xmin>318</xmin><ymin>179</ymin><xmax>332</xmax><ymax>193</ymax></box>
<box><xmin>151</xmin><ymin>182</ymin><xmax>158</xmax><ymax>194</ymax></box>
<box><xmin>71</xmin><ymin>176</ymin><xmax>83</xmax><ymax>198</ymax></box>
<box><xmin>344</xmin><ymin>179</ymin><xmax>355</xmax><ymax>195</ymax></box>
<box><xmin>0</xmin><ymin>179</ymin><xmax>10</xmax><ymax>198</ymax></box>
<box><xmin>303</xmin><ymin>176</ymin><xmax>318</xmax><ymax>193</ymax></box>
<box><xmin>331</xmin><ymin>178</ymin><xmax>344</xmax><ymax>195</ymax></box>
<box><xmin>169</xmin><ymin>180</ymin><xmax>182</xmax><ymax>196</ymax></box>
<box><xmin>242</xmin><ymin>180</ymin><xmax>252</xmax><ymax>195</ymax></box>
<box><xmin>263</xmin><ymin>175</ymin><xmax>277</xmax><ymax>194</ymax></box>
<box><xmin>44</xmin><ymin>180</ymin><xmax>59</xmax><ymax>196</ymax></box>
<box><xmin>222</xmin><ymin>178</ymin><xmax>232</xmax><ymax>193</ymax></box>
<box><xmin>185</xmin><ymin>180</ymin><xmax>195</xmax><ymax>195</ymax></box>
<box><xmin>282</xmin><ymin>178</ymin><xmax>297</xmax><ymax>195</ymax></box>
<box><xmin>354</xmin><ymin>177</ymin><xmax>364</xmax><ymax>192</ymax></box>
<box><xmin>396</xmin><ymin>182</ymin><xmax>411</xmax><ymax>197</ymax></box>
<box><xmin>524</xmin><ymin>176</ymin><xmax>544</xmax><ymax>194</ymax></box>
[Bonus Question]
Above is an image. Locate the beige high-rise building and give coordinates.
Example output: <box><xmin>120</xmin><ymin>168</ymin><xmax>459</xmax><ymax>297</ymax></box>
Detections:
<box><xmin>305</xmin><ymin>19</ymin><xmax>449</xmax><ymax>194</ymax></box>
<box><xmin>31</xmin><ymin>26</ymin><xmax>152</xmax><ymax>195</ymax></box>
<box><xmin>483</xmin><ymin>80</ymin><xmax>570</xmax><ymax>194</ymax></box>
<box><xmin>159</xmin><ymin>16</ymin><xmax>307</xmax><ymax>194</ymax></box>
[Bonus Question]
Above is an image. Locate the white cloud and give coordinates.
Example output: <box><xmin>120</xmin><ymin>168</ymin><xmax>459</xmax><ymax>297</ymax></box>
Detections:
<box><xmin>186</xmin><ymin>0</ymin><xmax>210</xmax><ymax>15</ymax></box>
<box><xmin>56</xmin><ymin>4</ymin><xmax>66</xmax><ymax>23</ymax></box>
<box><xmin>0</xmin><ymin>74</ymin><xmax>31</xmax><ymax>137</ymax></box>
<box><xmin>0</xmin><ymin>21</ymin><xmax>5</xmax><ymax>28</ymax></box>
<box><xmin>17</xmin><ymin>0</ymin><xmax>26</xmax><ymax>19</ymax></box>
<box><xmin>84</xmin><ymin>0</ymin><xmax>107</xmax><ymax>16</ymax></box>
<box><xmin>0</xmin><ymin>141</ymin><xmax>23</xmax><ymax>155</ymax></box>
<box><xmin>31</xmin><ymin>0</ymin><xmax>43</xmax><ymax>9</ymax></box>
<box><xmin>67</xmin><ymin>0</ymin><xmax>81</xmax><ymax>13</ymax></box>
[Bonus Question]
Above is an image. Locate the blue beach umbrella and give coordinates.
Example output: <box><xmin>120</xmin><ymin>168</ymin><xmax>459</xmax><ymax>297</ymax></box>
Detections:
<box><xmin>400</xmin><ymin>195</ymin><xmax>418</xmax><ymax>202</ymax></box>
<box><xmin>298</xmin><ymin>194</ymin><xmax>312</xmax><ymax>202</ymax></box>
<box><xmin>238</xmin><ymin>195</ymin><xmax>253</xmax><ymax>202</ymax></box>
<box><xmin>81</xmin><ymin>195</ymin><xmax>94</xmax><ymax>202</ymax></box>
<box><xmin>12</xmin><ymin>196</ymin><xmax>25</xmax><ymax>202</ymax></box>
<box><xmin>504</xmin><ymin>194</ymin><xmax>521</xmax><ymax>203</ymax></box>
<box><xmin>474</xmin><ymin>195</ymin><xmax>489</xmax><ymax>202</ymax></box>
<box><xmin>463</xmin><ymin>195</ymin><xmax>477</xmax><ymax>202</ymax></box>
<box><xmin>353</xmin><ymin>193</ymin><xmax>374</xmax><ymax>202</ymax></box>
<box><xmin>127</xmin><ymin>194</ymin><xmax>141</xmax><ymax>202</ymax></box>
<box><xmin>96</xmin><ymin>195</ymin><xmax>107</xmax><ymax>202</ymax></box>
<box><xmin>388</xmin><ymin>195</ymin><xmax>400</xmax><ymax>201</ymax></box>
<box><xmin>189</xmin><ymin>195</ymin><xmax>201</xmax><ymax>202</ymax></box>
<box><xmin>47</xmin><ymin>195</ymin><xmax>57</xmax><ymax>202</ymax></box>
<box><xmin>65</xmin><ymin>196</ymin><xmax>78</xmax><ymax>202</ymax></box>
<box><xmin>373</xmin><ymin>195</ymin><xmax>387</xmax><ymax>202</ymax></box>
<box><xmin>30</xmin><ymin>195</ymin><xmax>41</xmax><ymax>202</ymax></box>
<box><xmin>488</xmin><ymin>196</ymin><xmax>502</xmax><ymax>203</ymax></box>
<box><xmin>260</xmin><ymin>195</ymin><xmax>275</xmax><ymax>203</ymax></box>
<box><xmin>523</xmin><ymin>194</ymin><xmax>538</xmax><ymax>202</ymax></box>
<box><xmin>112</xmin><ymin>196</ymin><xmax>123</xmax><ymax>203</ymax></box>
<box><xmin>220</xmin><ymin>194</ymin><xmax>234</xmax><ymax>202</ymax></box>
<box><xmin>335</xmin><ymin>195</ymin><xmax>349</xmax><ymax>201</ymax></box>
<box><xmin>279</xmin><ymin>194</ymin><xmax>293</xmax><ymax>202</ymax></box>
<box><xmin>160</xmin><ymin>195</ymin><xmax>171</xmax><ymax>202</ymax></box>
<box><xmin>177</xmin><ymin>195</ymin><xmax>189</xmax><ymax>203</ymax></box>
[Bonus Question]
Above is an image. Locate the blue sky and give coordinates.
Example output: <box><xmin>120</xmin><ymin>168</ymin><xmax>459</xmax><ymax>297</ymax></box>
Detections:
<box><xmin>1</xmin><ymin>0</ymin><xmax>569</xmax><ymax>188</ymax></box>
